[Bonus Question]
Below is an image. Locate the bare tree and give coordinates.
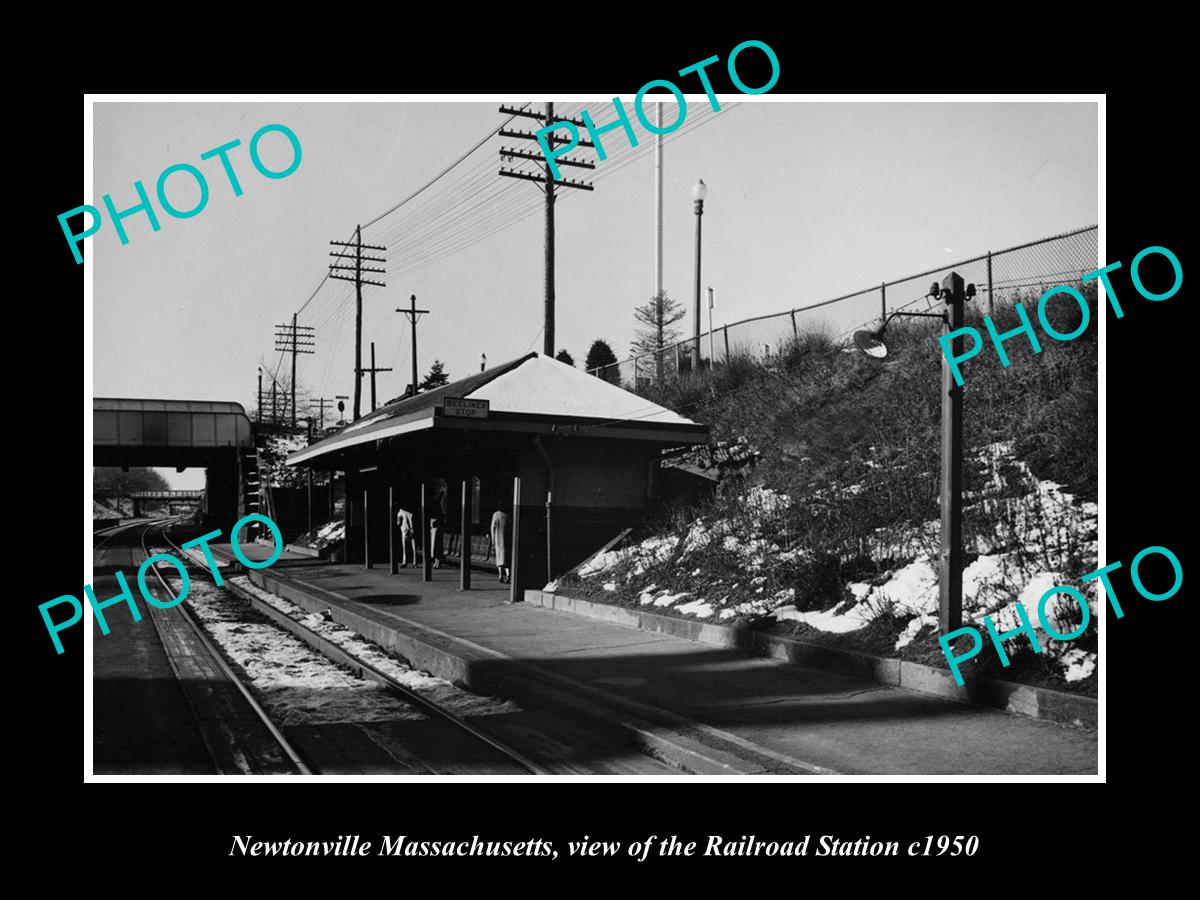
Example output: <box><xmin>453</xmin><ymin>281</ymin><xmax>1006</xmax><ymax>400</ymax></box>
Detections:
<box><xmin>254</xmin><ymin>358</ymin><xmax>312</xmax><ymax>427</ymax></box>
<box><xmin>632</xmin><ymin>290</ymin><xmax>686</xmax><ymax>382</ymax></box>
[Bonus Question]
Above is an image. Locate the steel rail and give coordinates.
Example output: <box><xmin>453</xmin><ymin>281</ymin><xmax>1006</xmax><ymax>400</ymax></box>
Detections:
<box><xmin>139</xmin><ymin>521</ymin><xmax>313</xmax><ymax>776</ymax></box>
<box><xmin>165</xmin><ymin>530</ymin><xmax>549</xmax><ymax>775</ymax></box>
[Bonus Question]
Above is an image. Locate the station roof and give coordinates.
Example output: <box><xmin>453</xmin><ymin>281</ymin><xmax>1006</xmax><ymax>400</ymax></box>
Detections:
<box><xmin>286</xmin><ymin>353</ymin><xmax>707</xmax><ymax>466</ymax></box>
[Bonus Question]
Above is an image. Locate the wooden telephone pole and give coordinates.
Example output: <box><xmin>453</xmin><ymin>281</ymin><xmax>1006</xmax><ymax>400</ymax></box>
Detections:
<box><xmin>329</xmin><ymin>226</ymin><xmax>386</xmax><ymax>421</ymax></box>
<box><xmin>396</xmin><ymin>294</ymin><xmax>429</xmax><ymax>396</ymax></box>
<box><xmin>309</xmin><ymin>396</ymin><xmax>341</xmax><ymax>431</ymax></box>
<box><xmin>498</xmin><ymin>103</ymin><xmax>594</xmax><ymax>357</ymax></box>
<box><xmin>361</xmin><ymin>342</ymin><xmax>393</xmax><ymax>411</ymax></box>
<box><xmin>274</xmin><ymin>315</ymin><xmax>314</xmax><ymax>427</ymax></box>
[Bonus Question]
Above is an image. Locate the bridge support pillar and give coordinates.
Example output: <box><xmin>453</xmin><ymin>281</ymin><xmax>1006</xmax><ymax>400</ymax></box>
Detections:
<box><xmin>205</xmin><ymin>450</ymin><xmax>240</xmax><ymax>533</ymax></box>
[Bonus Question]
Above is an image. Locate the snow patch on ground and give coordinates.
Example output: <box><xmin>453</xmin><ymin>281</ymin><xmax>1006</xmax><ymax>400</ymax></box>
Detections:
<box><xmin>573</xmin><ymin>439</ymin><xmax>1097</xmax><ymax>685</ymax></box>
<box><xmin>674</xmin><ymin>599</ymin><xmax>714</xmax><ymax>618</ymax></box>
<box><xmin>187</xmin><ymin>577</ymin><xmax>520</xmax><ymax>724</ymax></box>
<box><xmin>1057</xmin><ymin>647</ymin><xmax>1097</xmax><ymax>683</ymax></box>
<box><xmin>772</xmin><ymin>602</ymin><xmax>871</xmax><ymax>633</ymax></box>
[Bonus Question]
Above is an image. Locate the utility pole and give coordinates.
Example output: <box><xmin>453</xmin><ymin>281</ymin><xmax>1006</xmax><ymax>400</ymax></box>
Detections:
<box><xmin>498</xmin><ymin>103</ymin><xmax>595</xmax><ymax>357</ymax></box>
<box><xmin>396</xmin><ymin>294</ymin><xmax>429</xmax><ymax>396</ymax></box>
<box><xmin>329</xmin><ymin>226</ymin><xmax>386</xmax><ymax>421</ymax></box>
<box><xmin>361</xmin><ymin>342</ymin><xmax>393</xmax><ymax>411</ymax></box>
<box><xmin>275</xmin><ymin>315</ymin><xmax>314</xmax><ymax>427</ymax></box>
<box><xmin>256</xmin><ymin>366</ymin><xmax>263</xmax><ymax>423</ymax></box>
<box><xmin>309</xmin><ymin>397</ymin><xmax>342</xmax><ymax>431</ymax></box>
<box><xmin>655</xmin><ymin>102</ymin><xmax>664</xmax><ymax>302</ymax></box>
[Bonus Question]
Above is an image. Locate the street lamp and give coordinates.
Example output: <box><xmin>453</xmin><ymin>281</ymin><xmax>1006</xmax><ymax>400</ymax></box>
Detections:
<box><xmin>853</xmin><ymin>273</ymin><xmax>976</xmax><ymax>634</ymax></box>
<box><xmin>296</xmin><ymin>416</ymin><xmax>316</xmax><ymax>534</ymax></box>
<box><xmin>692</xmin><ymin>179</ymin><xmax>707</xmax><ymax>367</ymax></box>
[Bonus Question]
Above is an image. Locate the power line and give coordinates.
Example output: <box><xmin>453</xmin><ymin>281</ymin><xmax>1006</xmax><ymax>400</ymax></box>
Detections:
<box><xmin>361</xmin><ymin>104</ymin><xmax>527</xmax><ymax>229</ymax></box>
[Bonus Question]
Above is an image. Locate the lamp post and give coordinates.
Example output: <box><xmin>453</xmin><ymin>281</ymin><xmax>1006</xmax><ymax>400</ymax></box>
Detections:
<box><xmin>853</xmin><ymin>272</ymin><xmax>975</xmax><ymax>634</ymax></box>
<box><xmin>707</xmin><ymin>287</ymin><xmax>716</xmax><ymax>370</ymax></box>
<box><xmin>296</xmin><ymin>416</ymin><xmax>315</xmax><ymax>535</ymax></box>
<box><xmin>692</xmin><ymin>179</ymin><xmax>707</xmax><ymax>367</ymax></box>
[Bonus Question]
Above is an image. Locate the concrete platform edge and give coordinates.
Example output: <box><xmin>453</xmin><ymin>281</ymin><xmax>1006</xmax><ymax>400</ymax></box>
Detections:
<box><xmin>525</xmin><ymin>590</ymin><xmax>1097</xmax><ymax>730</ymax></box>
<box><xmin>245</xmin><ymin>570</ymin><xmax>835</xmax><ymax>775</ymax></box>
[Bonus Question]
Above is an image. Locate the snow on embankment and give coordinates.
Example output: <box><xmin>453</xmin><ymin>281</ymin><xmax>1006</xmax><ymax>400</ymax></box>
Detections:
<box><xmin>575</xmin><ymin>443</ymin><xmax>1097</xmax><ymax>684</ymax></box>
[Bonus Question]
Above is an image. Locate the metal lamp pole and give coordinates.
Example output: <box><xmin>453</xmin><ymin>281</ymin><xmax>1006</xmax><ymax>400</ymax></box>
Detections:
<box><xmin>852</xmin><ymin>272</ymin><xmax>972</xmax><ymax>634</ymax></box>
<box><xmin>939</xmin><ymin>272</ymin><xmax>966</xmax><ymax>633</ymax></box>
<box><xmin>707</xmin><ymin>287</ymin><xmax>715</xmax><ymax>369</ymax></box>
<box><xmin>692</xmin><ymin>179</ymin><xmax>707</xmax><ymax>367</ymax></box>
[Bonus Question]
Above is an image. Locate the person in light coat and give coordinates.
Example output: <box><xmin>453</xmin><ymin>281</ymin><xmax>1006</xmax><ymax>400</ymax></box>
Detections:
<box><xmin>490</xmin><ymin>509</ymin><xmax>510</xmax><ymax>584</ymax></box>
<box><xmin>395</xmin><ymin>505</ymin><xmax>415</xmax><ymax>567</ymax></box>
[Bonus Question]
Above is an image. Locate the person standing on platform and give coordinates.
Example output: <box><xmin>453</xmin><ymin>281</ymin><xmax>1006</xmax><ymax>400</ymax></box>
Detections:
<box><xmin>490</xmin><ymin>509</ymin><xmax>510</xmax><ymax>584</ymax></box>
<box><xmin>429</xmin><ymin>509</ymin><xmax>445</xmax><ymax>569</ymax></box>
<box><xmin>396</xmin><ymin>505</ymin><xmax>415</xmax><ymax>567</ymax></box>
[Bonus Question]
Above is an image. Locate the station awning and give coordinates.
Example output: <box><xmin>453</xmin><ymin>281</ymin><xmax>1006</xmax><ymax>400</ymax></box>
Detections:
<box><xmin>286</xmin><ymin>353</ymin><xmax>708</xmax><ymax>467</ymax></box>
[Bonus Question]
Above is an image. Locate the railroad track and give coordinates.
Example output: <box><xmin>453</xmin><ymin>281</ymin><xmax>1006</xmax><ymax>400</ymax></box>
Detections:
<box><xmin>155</xmin><ymin>522</ymin><xmax>550</xmax><ymax>776</ymax></box>
<box><xmin>93</xmin><ymin>518</ymin><xmax>161</xmax><ymax>554</ymax></box>
<box><xmin>136</xmin><ymin>520</ymin><xmax>312</xmax><ymax>775</ymax></box>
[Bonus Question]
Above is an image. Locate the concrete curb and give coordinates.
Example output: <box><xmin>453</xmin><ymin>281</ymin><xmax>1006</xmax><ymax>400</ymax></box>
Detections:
<box><xmin>284</xmin><ymin>544</ymin><xmax>322</xmax><ymax>558</ymax></box>
<box><xmin>525</xmin><ymin>590</ymin><xmax>1097</xmax><ymax>730</ymax></box>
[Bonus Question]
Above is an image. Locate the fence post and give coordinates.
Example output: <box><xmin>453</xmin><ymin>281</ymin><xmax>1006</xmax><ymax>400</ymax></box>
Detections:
<box><xmin>986</xmin><ymin>251</ymin><xmax>994</xmax><ymax>317</ymax></box>
<box><xmin>421</xmin><ymin>482</ymin><xmax>432</xmax><ymax>582</ymax></box>
<box><xmin>509</xmin><ymin>476</ymin><xmax>522</xmax><ymax>603</ymax></box>
<box><xmin>459</xmin><ymin>479</ymin><xmax>471</xmax><ymax>591</ymax></box>
<box><xmin>389</xmin><ymin>485</ymin><xmax>398</xmax><ymax>574</ymax></box>
<box><xmin>363</xmin><ymin>488</ymin><xmax>372</xmax><ymax>570</ymax></box>
<box><xmin>343</xmin><ymin>484</ymin><xmax>352</xmax><ymax>564</ymax></box>
<box><xmin>545</xmin><ymin>487</ymin><xmax>553</xmax><ymax>586</ymax></box>
<box><xmin>723</xmin><ymin>325</ymin><xmax>730</xmax><ymax>362</ymax></box>
<box><xmin>790</xmin><ymin>308</ymin><xmax>798</xmax><ymax>339</ymax></box>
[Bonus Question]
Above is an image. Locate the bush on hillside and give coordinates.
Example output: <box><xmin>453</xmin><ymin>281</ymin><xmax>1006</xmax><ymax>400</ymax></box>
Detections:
<box><xmin>625</xmin><ymin>290</ymin><xmax>1098</xmax><ymax>612</ymax></box>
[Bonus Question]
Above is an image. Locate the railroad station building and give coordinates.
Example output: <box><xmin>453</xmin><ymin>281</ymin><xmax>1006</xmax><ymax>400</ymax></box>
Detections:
<box><xmin>285</xmin><ymin>353</ymin><xmax>709</xmax><ymax>589</ymax></box>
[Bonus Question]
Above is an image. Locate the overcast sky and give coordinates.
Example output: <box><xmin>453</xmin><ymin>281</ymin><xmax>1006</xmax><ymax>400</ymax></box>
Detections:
<box><xmin>91</xmin><ymin>99</ymin><xmax>1097</xmax><ymax>487</ymax></box>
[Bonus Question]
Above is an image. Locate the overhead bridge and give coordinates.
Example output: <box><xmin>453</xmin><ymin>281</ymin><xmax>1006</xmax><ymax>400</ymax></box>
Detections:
<box><xmin>93</xmin><ymin>399</ymin><xmax>253</xmax><ymax>467</ymax></box>
<box><xmin>129</xmin><ymin>490</ymin><xmax>206</xmax><ymax>500</ymax></box>
<box><xmin>93</xmin><ymin>398</ymin><xmax>258</xmax><ymax>531</ymax></box>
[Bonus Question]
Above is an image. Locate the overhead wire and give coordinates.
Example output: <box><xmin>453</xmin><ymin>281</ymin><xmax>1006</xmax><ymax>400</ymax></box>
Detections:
<box><xmin>301</xmin><ymin>99</ymin><xmax>737</xmax><ymax>394</ymax></box>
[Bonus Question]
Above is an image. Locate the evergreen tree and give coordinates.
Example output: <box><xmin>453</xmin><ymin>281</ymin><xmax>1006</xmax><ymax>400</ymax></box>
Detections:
<box><xmin>631</xmin><ymin>290</ymin><xmax>686</xmax><ymax>382</ymax></box>
<box><xmin>555</xmin><ymin>349</ymin><xmax>575</xmax><ymax>367</ymax></box>
<box><xmin>419</xmin><ymin>359</ymin><xmax>450</xmax><ymax>391</ymax></box>
<box><xmin>585</xmin><ymin>339</ymin><xmax>620</xmax><ymax>385</ymax></box>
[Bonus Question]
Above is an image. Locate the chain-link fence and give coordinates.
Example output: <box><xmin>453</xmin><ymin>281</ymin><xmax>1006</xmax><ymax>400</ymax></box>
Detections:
<box><xmin>589</xmin><ymin>225</ymin><xmax>1098</xmax><ymax>387</ymax></box>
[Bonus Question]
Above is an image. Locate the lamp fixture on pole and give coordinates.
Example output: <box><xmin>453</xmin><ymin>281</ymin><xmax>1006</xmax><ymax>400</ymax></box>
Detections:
<box><xmin>853</xmin><ymin>273</ymin><xmax>977</xmax><ymax>634</ymax></box>
<box><xmin>692</xmin><ymin>179</ymin><xmax>708</xmax><ymax>366</ymax></box>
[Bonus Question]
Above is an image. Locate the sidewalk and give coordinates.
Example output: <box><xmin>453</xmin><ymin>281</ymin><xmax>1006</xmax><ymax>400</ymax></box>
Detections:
<box><xmin>213</xmin><ymin>546</ymin><xmax>1098</xmax><ymax>775</ymax></box>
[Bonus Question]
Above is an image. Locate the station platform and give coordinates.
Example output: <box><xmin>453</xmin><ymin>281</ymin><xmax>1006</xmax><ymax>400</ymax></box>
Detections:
<box><xmin>209</xmin><ymin>544</ymin><xmax>1099</xmax><ymax>776</ymax></box>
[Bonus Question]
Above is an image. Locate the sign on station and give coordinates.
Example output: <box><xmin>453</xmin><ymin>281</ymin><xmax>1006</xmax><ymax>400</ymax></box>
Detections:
<box><xmin>442</xmin><ymin>397</ymin><xmax>489</xmax><ymax>419</ymax></box>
